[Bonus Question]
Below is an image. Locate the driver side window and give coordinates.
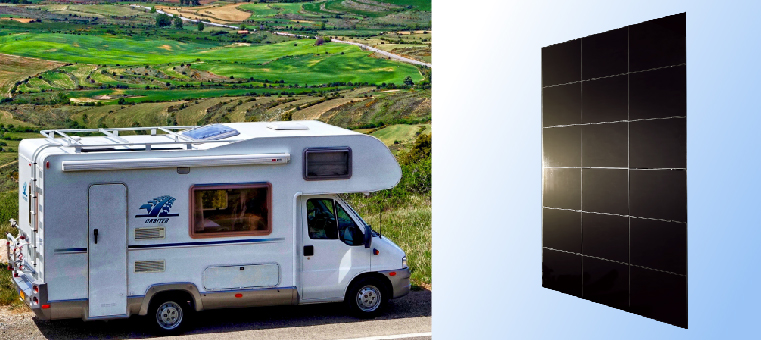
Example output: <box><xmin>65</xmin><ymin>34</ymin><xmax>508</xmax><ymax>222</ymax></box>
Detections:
<box><xmin>306</xmin><ymin>198</ymin><xmax>363</xmax><ymax>246</ymax></box>
<box><xmin>307</xmin><ymin>198</ymin><xmax>338</xmax><ymax>240</ymax></box>
<box><xmin>336</xmin><ymin>204</ymin><xmax>364</xmax><ymax>246</ymax></box>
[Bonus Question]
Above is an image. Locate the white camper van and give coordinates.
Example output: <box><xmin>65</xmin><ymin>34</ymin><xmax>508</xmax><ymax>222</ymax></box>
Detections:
<box><xmin>5</xmin><ymin>121</ymin><xmax>410</xmax><ymax>334</ymax></box>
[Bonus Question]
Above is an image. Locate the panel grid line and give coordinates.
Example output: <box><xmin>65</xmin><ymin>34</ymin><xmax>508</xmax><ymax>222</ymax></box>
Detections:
<box><xmin>543</xmin><ymin>247</ymin><xmax>686</xmax><ymax>277</ymax></box>
<box><xmin>542</xmin><ymin>207</ymin><xmax>687</xmax><ymax>224</ymax></box>
<box><xmin>543</xmin><ymin>115</ymin><xmax>686</xmax><ymax>129</ymax></box>
<box><xmin>542</xmin><ymin>63</ymin><xmax>686</xmax><ymax>89</ymax></box>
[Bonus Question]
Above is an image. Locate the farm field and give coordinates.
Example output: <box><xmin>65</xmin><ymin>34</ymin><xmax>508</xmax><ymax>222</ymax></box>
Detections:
<box><xmin>158</xmin><ymin>3</ymin><xmax>251</xmax><ymax>24</ymax></box>
<box><xmin>239</xmin><ymin>2</ymin><xmax>304</xmax><ymax>18</ymax></box>
<box><xmin>337</xmin><ymin>31</ymin><xmax>431</xmax><ymax>63</ymax></box>
<box><xmin>0</xmin><ymin>34</ymin><xmax>423</xmax><ymax>88</ymax></box>
<box><xmin>0</xmin><ymin>54</ymin><xmax>66</xmax><ymax>98</ymax></box>
<box><xmin>372</xmin><ymin>123</ymin><xmax>431</xmax><ymax>145</ymax></box>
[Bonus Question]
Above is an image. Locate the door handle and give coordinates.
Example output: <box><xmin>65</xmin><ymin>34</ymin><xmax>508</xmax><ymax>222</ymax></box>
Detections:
<box><xmin>93</xmin><ymin>229</ymin><xmax>98</xmax><ymax>244</ymax></box>
<box><xmin>304</xmin><ymin>245</ymin><xmax>314</xmax><ymax>256</ymax></box>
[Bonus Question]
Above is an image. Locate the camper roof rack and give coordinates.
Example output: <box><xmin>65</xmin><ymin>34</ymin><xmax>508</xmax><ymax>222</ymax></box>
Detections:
<box><xmin>39</xmin><ymin>126</ymin><xmax>244</xmax><ymax>153</ymax></box>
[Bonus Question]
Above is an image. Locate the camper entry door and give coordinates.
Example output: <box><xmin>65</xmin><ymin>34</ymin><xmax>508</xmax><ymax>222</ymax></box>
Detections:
<box><xmin>88</xmin><ymin>184</ymin><xmax>128</xmax><ymax>318</ymax></box>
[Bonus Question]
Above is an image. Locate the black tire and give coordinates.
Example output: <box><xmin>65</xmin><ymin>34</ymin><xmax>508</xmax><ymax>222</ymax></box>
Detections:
<box><xmin>345</xmin><ymin>276</ymin><xmax>389</xmax><ymax>318</ymax></box>
<box><xmin>147</xmin><ymin>293</ymin><xmax>194</xmax><ymax>335</ymax></box>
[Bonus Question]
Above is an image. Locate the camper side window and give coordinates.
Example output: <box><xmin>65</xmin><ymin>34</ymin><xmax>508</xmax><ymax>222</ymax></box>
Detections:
<box><xmin>303</xmin><ymin>148</ymin><xmax>352</xmax><ymax>180</ymax></box>
<box><xmin>190</xmin><ymin>183</ymin><xmax>271</xmax><ymax>238</ymax></box>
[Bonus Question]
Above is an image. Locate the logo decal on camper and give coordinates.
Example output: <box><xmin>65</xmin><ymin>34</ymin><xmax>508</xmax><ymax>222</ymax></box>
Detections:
<box><xmin>136</xmin><ymin>196</ymin><xmax>180</xmax><ymax>223</ymax></box>
<box><xmin>22</xmin><ymin>182</ymin><xmax>27</xmax><ymax>201</ymax></box>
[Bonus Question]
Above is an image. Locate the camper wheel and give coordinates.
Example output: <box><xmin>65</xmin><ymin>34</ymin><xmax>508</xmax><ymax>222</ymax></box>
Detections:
<box><xmin>345</xmin><ymin>276</ymin><xmax>389</xmax><ymax>318</ymax></box>
<box><xmin>147</xmin><ymin>293</ymin><xmax>194</xmax><ymax>335</ymax></box>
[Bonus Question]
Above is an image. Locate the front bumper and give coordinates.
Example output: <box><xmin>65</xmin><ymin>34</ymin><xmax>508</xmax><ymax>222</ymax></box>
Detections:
<box><xmin>380</xmin><ymin>267</ymin><xmax>411</xmax><ymax>299</ymax></box>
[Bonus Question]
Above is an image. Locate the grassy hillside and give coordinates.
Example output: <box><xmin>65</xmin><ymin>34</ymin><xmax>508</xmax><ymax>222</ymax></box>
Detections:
<box><xmin>0</xmin><ymin>34</ymin><xmax>423</xmax><ymax>89</ymax></box>
<box><xmin>0</xmin><ymin>54</ymin><xmax>66</xmax><ymax>98</ymax></box>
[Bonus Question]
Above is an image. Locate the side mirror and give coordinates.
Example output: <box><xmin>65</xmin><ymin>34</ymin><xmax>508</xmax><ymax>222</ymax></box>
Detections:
<box><xmin>364</xmin><ymin>224</ymin><xmax>372</xmax><ymax>248</ymax></box>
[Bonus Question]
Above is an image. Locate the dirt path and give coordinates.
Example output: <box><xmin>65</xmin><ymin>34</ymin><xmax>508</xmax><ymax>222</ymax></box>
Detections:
<box><xmin>273</xmin><ymin>33</ymin><xmax>432</xmax><ymax>68</ymax></box>
<box><xmin>331</xmin><ymin>39</ymin><xmax>431</xmax><ymax>68</ymax></box>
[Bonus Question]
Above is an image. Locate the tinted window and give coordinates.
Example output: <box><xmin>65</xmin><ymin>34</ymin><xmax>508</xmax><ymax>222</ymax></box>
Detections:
<box><xmin>307</xmin><ymin>198</ymin><xmax>338</xmax><ymax>239</ymax></box>
<box><xmin>304</xmin><ymin>148</ymin><xmax>351</xmax><ymax>180</ymax></box>
<box><xmin>306</xmin><ymin>198</ymin><xmax>363</xmax><ymax>245</ymax></box>
<box><xmin>336</xmin><ymin>204</ymin><xmax>363</xmax><ymax>246</ymax></box>
<box><xmin>191</xmin><ymin>184</ymin><xmax>270</xmax><ymax>237</ymax></box>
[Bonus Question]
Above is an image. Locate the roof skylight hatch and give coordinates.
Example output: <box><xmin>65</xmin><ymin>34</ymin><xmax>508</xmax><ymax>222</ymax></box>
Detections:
<box><xmin>183</xmin><ymin>124</ymin><xmax>240</xmax><ymax>140</ymax></box>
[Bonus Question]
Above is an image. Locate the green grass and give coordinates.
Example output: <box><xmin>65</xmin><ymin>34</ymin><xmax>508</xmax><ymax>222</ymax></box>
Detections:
<box><xmin>77</xmin><ymin>101</ymin><xmax>180</xmax><ymax>128</ymax></box>
<box><xmin>0</xmin><ymin>34</ymin><xmax>422</xmax><ymax>87</ymax></box>
<box><xmin>194</xmin><ymin>50</ymin><xmax>424</xmax><ymax>86</ymax></box>
<box><xmin>348</xmin><ymin>194</ymin><xmax>431</xmax><ymax>286</ymax></box>
<box><xmin>0</xmin><ymin>190</ymin><xmax>18</xmax><ymax>226</ymax></box>
<box><xmin>379</xmin><ymin>0</ymin><xmax>432</xmax><ymax>11</ymax></box>
<box><xmin>239</xmin><ymin>2</ymin><xmax>303</xmax><ymax>18</ymax></box>
<box><xmin>0</xmin><ymin>191</ymin><xmax>23</xmax><ymax>308</ymax></box>
<box><xmin>0</xmin><ymin>263</ymin><xmax>25</xmax><ymax>309</ymax></box>
<box><xmin>371</xmin><ymin>123</ymin><xmax>430</xmax><ymax>146</ymax></box>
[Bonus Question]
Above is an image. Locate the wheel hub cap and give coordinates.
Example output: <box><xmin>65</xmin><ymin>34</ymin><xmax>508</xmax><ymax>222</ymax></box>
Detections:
<box><xmin>356</xmin><ymin>285</ymin><xmax>381</xmax><ymax>312</ymax></box>
<box><xmin>156</xmin><ymin>301</ymin><xmax>183</xmax><ymax>330</ymax></box>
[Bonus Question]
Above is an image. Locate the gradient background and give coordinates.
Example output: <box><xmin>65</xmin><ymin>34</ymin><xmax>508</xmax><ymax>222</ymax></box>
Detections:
<box><xmin>434</xmin><ymin>0</ymin><xmax>761</xmax><ymax>338</ymax></box>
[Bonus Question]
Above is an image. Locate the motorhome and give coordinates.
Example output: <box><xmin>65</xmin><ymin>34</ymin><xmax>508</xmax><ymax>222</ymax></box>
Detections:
<box><xmin>5</xmin><ymin>121</ymin><xmax>410</xmax><ymax>334</ymax></box>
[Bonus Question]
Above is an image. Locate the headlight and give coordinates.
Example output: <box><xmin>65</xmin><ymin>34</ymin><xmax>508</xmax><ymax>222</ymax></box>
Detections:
<box><xmin>402</xmin><ymin>256</ymin><xmax>407</xmax><ymax>268</ymax></box>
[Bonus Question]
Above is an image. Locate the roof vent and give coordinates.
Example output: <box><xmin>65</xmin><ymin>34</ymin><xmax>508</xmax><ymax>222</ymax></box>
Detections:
<box><xmin>183</xmin><ymin>124</ymin><xmax>240</xmax><ymax>140</ymax></box>
<box><xmin>267</xmin><ymin>122</ymin><xmax>309</xmax><ymax>130</ymax></box>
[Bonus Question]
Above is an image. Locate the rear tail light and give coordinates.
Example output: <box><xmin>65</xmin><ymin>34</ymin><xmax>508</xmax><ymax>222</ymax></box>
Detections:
<box><xmin>33</xmin><ymin>286</ymin><xmax>39</xmax><ymax>293</ymax></box>
<box><xmin>32</xmin><ymin>297</ymin><xmax>38</xmax><ymax>305</ymax></box>
<box><xmin>13</xmin><ymin>272</ymin><xmax>18</xmax><ymax>277</ymax></box>
<box><xmin>41</xmin><ymin>304</ymin><xmax>50</xmax><ymax>309</ymax></box>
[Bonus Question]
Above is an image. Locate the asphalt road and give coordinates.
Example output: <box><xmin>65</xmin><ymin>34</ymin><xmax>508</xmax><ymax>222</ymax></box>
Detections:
<box><xmin>0</xmin><ymin>289</ymin><xmax>431</xmax><ymax>340</ymax></box>
<box><xmin>330</xmin><ymin>39</ymin><xmax>432</xmax><ymax>68</ymax></box>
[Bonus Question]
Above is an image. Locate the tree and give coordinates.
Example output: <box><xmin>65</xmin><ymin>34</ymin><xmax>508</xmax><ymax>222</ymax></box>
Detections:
<box><xmin>156</xmin><ymin>13</ymin><xmax>172</xmax><ymax>27</ymax></box>
<box><xmin>150</xmin><ymin>6</ymin><xmax>156</xmax><ymax>13</ymax></box>
<box><xmin>173</xmin><ymin>16</ymin><xmax>183</xmax><ymax>29</ymax></box>
<box><xmin>197</xmin><ymin>21</ymin><xmax>205</xmax><ymax>31</ymax></box>
<box><xmin>315</xmin><ymin>36</ymin><xmax>324</xmax><ymax>46</ymax></box>
<box><xmin>403</xmin><ymin>76</ymin><xmax>414</xmax><ymax>87</ymax></box>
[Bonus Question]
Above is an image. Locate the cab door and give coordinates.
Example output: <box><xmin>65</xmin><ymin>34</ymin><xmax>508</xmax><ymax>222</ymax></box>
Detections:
<box><xmin>300</xmin><ymin>196</ymin><xmax>370</xmax><ymax>302</ymax></box>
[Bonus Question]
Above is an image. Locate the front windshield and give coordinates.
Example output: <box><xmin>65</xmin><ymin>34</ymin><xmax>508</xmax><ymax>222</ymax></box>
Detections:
<box><xmin>338</xmin><ymin>197</ymin><xmax>375</xmax><ymax>234</ymax></box>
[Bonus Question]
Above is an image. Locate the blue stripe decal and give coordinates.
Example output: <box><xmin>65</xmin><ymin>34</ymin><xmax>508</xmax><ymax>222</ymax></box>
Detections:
<box><xmin>54</xmin><ymin>248</ymin><xmax>87</xmax><ymax>253</ymax></box>
<box><xmin>128</xmin><ymin>238</ymin><xmax>284</xmax><ymax>249</ymax></box>
<box><xmin>48</xmin><ymin>298</ymin><xmax>87</xmax><ymax>303</ymax></box>
<box><xmin>201</xmin><ymin>286</ymin><xmax>297</xmax><ymax>294</ymax></box>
